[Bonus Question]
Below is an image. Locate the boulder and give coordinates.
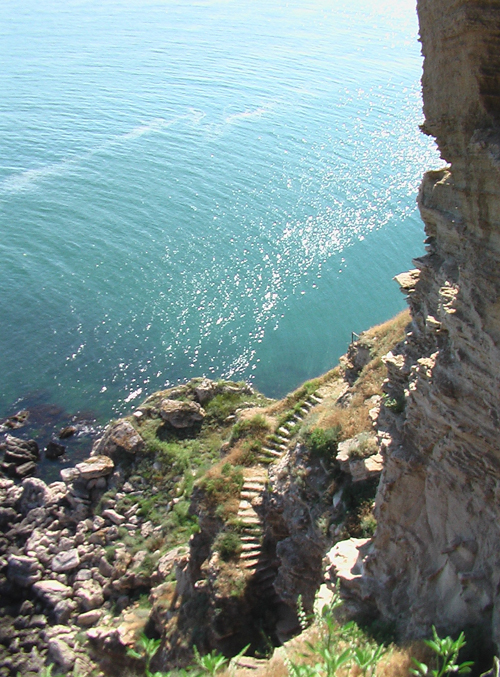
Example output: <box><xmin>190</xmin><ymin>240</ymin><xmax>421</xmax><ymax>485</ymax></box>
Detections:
<box><xmin>324</xmin><ymin>538</ymin><xmax>371</xmax><ymax>595</ymax></box>
<box><xmin>19</xmin><ymin>477</ymin><xmax>51</xmax><ymax>513</ymax></box>
<box><xmin>77</xmin><ymin>609</ymin><xmax>102</xmax><ymax>627</ymax></box>
<box><xmin>1</xmin><ymin>435</ymin><xmax>39</xmax><ymax>466</ymax></box>
<box><xmin>102</xmin><ymin>508</ymin><xmax>125</xmax><ymax>525</ymax></box>
<box><xmin>32</xmin><ymin>580</ymin><xmax>72</xmax><ymax>607</ymax></box>
<box><xmin>160</xmin><ymin>399</ymin><xmax>206</xmax><ymax>428</ymax></box>
<box><xmin>48</xmin><ymin>637</ymin><xmax>76</xmax><ymax>672</ymax></box>
<box><xmin>59</xmin><ymin>426</ymin><xmax>77</xmax><ymax>439</ymax></box>
<box><xmin>60</xmin><ymin>467</ymin><xmax>80</xmax><ymax>483</ymax></box>
<box><xmin>54</xmin><ymin>598</ymin><xmax>77</xmax><ymax>623</ymax></box>
<box><xmin>15</xmin><ymin>461</ymin><xmax>38</xmax><ymax>478</ymax></box>
<box><xmin>52</xmin><ymin>549</ymin><xmax>81</xmax><ymax>573</ymax></box>
<box><xmin>349</xmin><ymin>453</ymin><xmax>384</xmax><ymax>483</ymax></box>
<box><xmin>7</xmin><ymin>554</ymin><xmax>42</xmax><ymax>586</ymax></box>
<box><xmin>193</xmin><ymin>378</ymin><xmax>218</xmax><ymax>404</ymax></box>
<box><xmin>75</xmin><ymin>580</ymin><xmax>104</xmax><ymax>611</ymax></box>
<box><xmin>75</xmin><ymin>456</ymin><xmax>114</xmax><ymax>481</ymax></box>
<box><xmin>45</xmin><ymin>441</ymin><xmax>66</xmax><ymax>459</ymax></box>
<box><xmin>92</xmin><ymin>420</ymin><xmax>144</xmax><ymax>460</ymax></box>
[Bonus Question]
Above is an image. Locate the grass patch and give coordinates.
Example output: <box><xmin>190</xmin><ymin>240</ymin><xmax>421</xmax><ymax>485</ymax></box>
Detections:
<box><xmin>214</xmin><ymin>531</ymin><xmax>242</xmax><ymax>561</ymax></box>
<box><xmin>230</xmin><ymin>414</ymin><xmax>270</xmax><ymax>443</ymax></box>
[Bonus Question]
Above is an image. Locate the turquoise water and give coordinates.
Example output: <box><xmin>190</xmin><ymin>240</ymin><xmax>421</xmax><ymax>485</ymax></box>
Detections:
<box><xmin>0</xmin><ymin>0</ymin><xmax>439</xmax><ymax>424</ymax></box>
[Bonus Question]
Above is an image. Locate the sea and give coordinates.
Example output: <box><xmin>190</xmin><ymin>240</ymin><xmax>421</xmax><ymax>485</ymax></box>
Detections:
<box><xmin>0</xmin><ymin>0</ymin><xmax>440</xmax><ymax>434</ymax></box>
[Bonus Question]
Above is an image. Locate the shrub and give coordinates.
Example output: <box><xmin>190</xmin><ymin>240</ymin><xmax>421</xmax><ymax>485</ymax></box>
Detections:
<box><xmin>383</xmin><ymin>394</ymin><xmax>406</xmax><ymax>414</ymax></box>
<box><xmin>303</xmin><ymin>426</ymin><xmax>341</xmax><ymax>459</ymax></box>
<box><xmin>214</xmin><ymin>531</ymin><xmax>242</xmax><ymax>561</ymax></box>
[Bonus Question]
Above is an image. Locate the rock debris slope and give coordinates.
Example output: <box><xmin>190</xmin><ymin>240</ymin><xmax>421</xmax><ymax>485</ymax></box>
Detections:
<box><xmin>360</xmin><ymin>0</ymin><xmax>500</xmax><ymax>648</ymax></box>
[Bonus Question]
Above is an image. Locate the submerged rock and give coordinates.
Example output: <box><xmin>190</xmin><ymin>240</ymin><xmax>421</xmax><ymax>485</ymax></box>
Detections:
<box><xmin>45</xmin><ymin>440</ymin><xmax>66</xmax><ymax>459</ymax></box>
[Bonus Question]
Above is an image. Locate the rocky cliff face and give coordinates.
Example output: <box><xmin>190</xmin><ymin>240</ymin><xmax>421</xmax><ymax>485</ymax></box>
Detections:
<box><xmin>363</xmin><ymin>0</ymin><xmax>500</xmax><ymax>648</ymax></box>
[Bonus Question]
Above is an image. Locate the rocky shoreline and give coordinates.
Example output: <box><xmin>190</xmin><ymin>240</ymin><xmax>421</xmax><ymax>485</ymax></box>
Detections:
<box><xmin>0</xmin><ymin>340</ymin><xmax>400</xmax><ymax>677</ymax></box>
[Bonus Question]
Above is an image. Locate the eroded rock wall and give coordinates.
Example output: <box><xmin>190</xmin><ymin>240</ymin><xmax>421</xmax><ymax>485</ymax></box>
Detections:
<box><xmin>364</xmin><ymin>0</ymin><xmax>500</xmax><ymax>646</ymax></box>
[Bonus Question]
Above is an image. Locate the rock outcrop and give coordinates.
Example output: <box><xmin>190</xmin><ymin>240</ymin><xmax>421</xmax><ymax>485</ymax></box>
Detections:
<box><xmin>358</xmin><ymin>0</ymin><xmax>500</xmax><ymax>649</ymax></box>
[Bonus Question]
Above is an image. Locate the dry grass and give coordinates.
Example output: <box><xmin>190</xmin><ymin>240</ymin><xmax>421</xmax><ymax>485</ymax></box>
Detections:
<box><xmin>312</xmin><ymin>310</ymin><xmax>409</xmax><ymax>441</ymax></box>
<box><xmin>361</xmin><ymin>309</ymin><xmax>410</xmax><ymax>357</ymax></box>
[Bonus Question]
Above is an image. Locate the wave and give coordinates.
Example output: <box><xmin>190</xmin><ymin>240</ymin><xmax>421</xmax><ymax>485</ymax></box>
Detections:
<box><xmin>224</xmin><ymin>106</ymin><xmax>268</xmax><ymax>124</ymax></box>
<box><xmin>0</xmin><ymin>112</ymin><xmax>197</xmax><ymax>195</ymax></box>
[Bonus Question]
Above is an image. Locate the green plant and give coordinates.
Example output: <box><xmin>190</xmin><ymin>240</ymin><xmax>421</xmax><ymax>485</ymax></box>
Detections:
<box><xmin>353</xmin><ymin>644</ymin><xmax>385</xmax><ymax>676</ymax></box>
<box><xmin>359</xmin><ymin>511</ymin><xmax>377</xmax><ymax>537</ymax></box>
<box><xmin>297</xmin><ymin>594</ymin><xmax>309</xmax><ymax>632</ymax></box>
<box><xmin>411</xmin><ymin>627</ymin><xmax>474</xmax><ymax>677</ymax></box>
<box><xmin>127</xmin><ymin>633</ymin><xmax>162</xmax><ymax>677</ymax></box>
<box><xmin>383</xmin><ymin>393</ymin><xmax>405</xmax><ymax>413</ymax></box>
<box><xmin>348</xmin><ymin>433</ymin><xmax>378</xmax><ymax>459</ymax></box>
<box><xmin>192</xmin><ymin>647</ymin><xmax>228</xmax><ymax>676</ymax></box>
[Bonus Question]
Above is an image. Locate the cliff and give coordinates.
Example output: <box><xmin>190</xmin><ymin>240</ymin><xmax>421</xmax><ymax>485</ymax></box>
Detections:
<box><xmin>360</xmin><ymin>0</ymin><xmax>500</xmax><ymax>649</ymax></box>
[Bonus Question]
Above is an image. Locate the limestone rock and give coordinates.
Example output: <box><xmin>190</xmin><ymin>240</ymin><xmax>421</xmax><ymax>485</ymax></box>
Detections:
<box><xmin>18</xmin><ymin>477</ymin><xmax>51</xmax><ymax>513</ymax></box>
<box><xmin>102</xmin><ymin>508</ymin><xmax>125</xmax><ymax>525</ymax></box>
<box><xmin>33</xmin><ymin>580</ymin><xmax>72</xmax><ymax>607</ymax></box>
<box><xmin>48</xmin><ymin>637</ymin><xmax>76</xmax><ymax>672</ymax></box>
<box><xmin>75</xmin><ymin>455</ymin><xmax>114</xmax><ymax>480</ymax></box>
<box><xmin>360</xmin><ymin>0</ymin><xmax>500</xmax><ymax>651</ymax></box>
<box><xmin>193</xmin><ymin>378</ymin><xmax>218</xmax><ymax>404</ymax></box>
<box><xmin>160</xmin><ymin>399</ymin><xmax>206</xmax><ymax>428</ymax></box>
<box><xmin>51</xmin><ymin>549</ymin><xmax>81</xmax><ymax>573</ymax></box>
<box><xmin>77</xmin><ymin>609</ymin><xmax>102</xmax><ymax>627</ymax></box>
<box><xmin>7</xmin><ymin>554</ymin><xmax>42</xmax><ymax>587</ymax></box>
<box><xmin>75</xmin><ymin>579</ymin><xmax>104</xmax><ymax>611</ymax></box>
<box><xmin>92</xmin><ymin>419</ymin><xmax>144</xmax><ymax>460</ymax></box>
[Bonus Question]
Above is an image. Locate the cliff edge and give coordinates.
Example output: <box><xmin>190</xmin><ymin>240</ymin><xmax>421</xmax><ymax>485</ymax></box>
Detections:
<box><xmin>362</xmin><ymin>0</ymin><xmax>500</xmax><ymax>648</ymax></box>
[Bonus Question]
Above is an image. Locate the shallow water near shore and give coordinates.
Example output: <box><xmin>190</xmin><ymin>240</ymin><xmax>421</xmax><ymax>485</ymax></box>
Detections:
<box><xmin>0</xmin><ymin>0</ymin><xmax>440</xmax><ymax>425</ymax></box>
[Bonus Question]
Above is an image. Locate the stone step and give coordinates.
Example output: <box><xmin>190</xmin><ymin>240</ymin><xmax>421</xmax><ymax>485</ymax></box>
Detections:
<box><xmin>240</xmin><ymin>493</ymin><xmax>260</xmax><ymax>502</ymax></box>
<box><xmin>242</xmin><ymin>481</ymin><xmax>267</xmax><ymax>491</ymax></box>
<box><xmin>240</xmin><ymin>549</ymin><xmax>262</xmax><ymax>560</ymax></box>
<box><xmin>241</xmin><ymin>542</ymin><xmax>261</xmax><ymax>552</ymax></box>
<box><xmin>267</xmin><ymin>441</ymin><xmax>287</xmax><ymax>451</ymax></box>
<box><xmin>253</xmin><ymin>568</ymin><xmax>276</xmax><ymax>583</ymax></box>
<box><xmin>242</xmin><ymin>558</ymin><xmax>260</xmax><ymax>570</ymax></box>
<box><xmin>274</xmin><ymin>435</ymin><xmax>289</xmax><ymax>445</ymax></box>
<box><xmin>293</xmin><ymin>414</ymin><xmax>303</xmax><ymax>422</ymax></box>
<box><xmin>240</xmin><ymin>536</ymin><xmax>261</xmax><ymax>544</ymax></box>
<box><xmin>238</xmin><ymin>514</ymin><xmax>259</xmax><ymax>523</ymax></box>
<box><xmin>238</xmin><ymin>500</ymin><xmax>254</xmax><ymax>510</ymax></box>
<box><xmin>277</xmin><ymin>427</ymin><xmax>292</xmax><ymax>437</ymax></box>
<box><xmin>261</xmin><ymin>447</ymin><xmax>282</xmax><ymax>457</ymax></box>
<box><xmin>309</xmin><ymin>394</ymin><xmax>323</xmax><ymax>404</ymax></box>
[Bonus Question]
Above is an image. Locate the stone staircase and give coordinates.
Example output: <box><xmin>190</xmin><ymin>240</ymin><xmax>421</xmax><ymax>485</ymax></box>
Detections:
<box><xmin>235</xmin><ymin>391</ymin><xmax>324</xmax><ymax>577</ymax></box>
<box><xmin>258</xmin><ymin>392</ymin><xmax>323</xmax><ymax>464</ymax></box>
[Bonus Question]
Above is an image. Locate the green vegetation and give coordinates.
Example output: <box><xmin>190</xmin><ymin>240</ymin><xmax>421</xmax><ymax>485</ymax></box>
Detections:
<box><xmin>214</xmin><ymin>531</ymin><xmax>242</xmax><ymax>561</ymax></box>
<box><xmin>230</xmin><ymin>414</ymin><xmax>270</xmax><ymax>443</ymax></box>
<box><xmin>347</xmin><ymin>433</ymin><xmax>378</xmax><ymax>460</ymax></box>
<box><xmin>283</xmin><ymin>596</ymin><xmax>486</xmax><ymax>677</ymax></box>
<box><xmin>411</xmin><ymin>628</ymin><xmax>473</xmax><ymax>677</ymax></box>
<box><xmin>383</xmin><ymin>394</ymin><xmax>406</xmax><ymax>414</ymax></box>
<box><xmin>302</xmin><ymin>426</ymin><xmax>341</xmax><ymax>460</ymax></box>
<box><xmin>199</xmin><ymin>462</ymin><xmax>244</xmax><ymax>506</ymax></box>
